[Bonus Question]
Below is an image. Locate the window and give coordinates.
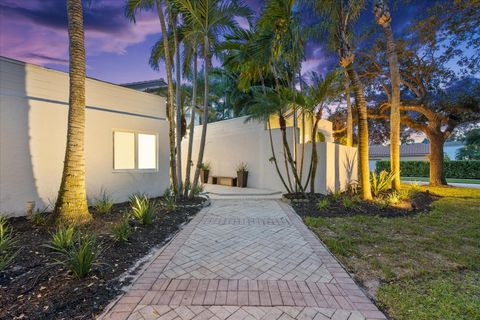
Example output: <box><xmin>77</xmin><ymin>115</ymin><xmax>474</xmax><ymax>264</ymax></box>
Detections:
<box><xmin>113</xmin><ymin>131</ymin><xmax>157</xmax><ymax>170</ymax></box>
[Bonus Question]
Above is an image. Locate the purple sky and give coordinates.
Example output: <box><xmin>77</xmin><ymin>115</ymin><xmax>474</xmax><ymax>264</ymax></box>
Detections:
<box><xmin>0</xmin><ymin>0</ymin><xmax>434</xmax><ymax>84</ymax></box>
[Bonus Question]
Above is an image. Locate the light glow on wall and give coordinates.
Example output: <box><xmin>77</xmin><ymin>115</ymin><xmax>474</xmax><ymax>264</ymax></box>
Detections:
<box><xmin>113</xmin><ymin>131</ymin><xmax>157</xmax><ymax>170</ymax></box>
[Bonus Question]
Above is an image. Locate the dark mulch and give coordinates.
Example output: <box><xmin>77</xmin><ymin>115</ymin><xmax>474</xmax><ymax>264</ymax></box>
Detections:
<box><xmin>0</xmin><ymin>197</ymin><xmax>206</xmax><ymax>320</ymax></box>
<box><xmin>285</xmin><ymin>191</ymin><xmax>440</xmax><ymax>218</ymax></box>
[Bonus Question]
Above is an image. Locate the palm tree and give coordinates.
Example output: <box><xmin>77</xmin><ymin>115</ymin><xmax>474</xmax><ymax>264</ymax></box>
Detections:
<box><xmin>374</xmin><ymin>0</ymin><xmax>401</xmax><ymax>191</ymax></box>
<box><xmin>303</xmin><ymin>70</ymin><xmax>342</xmax><ymax>193</ymax></box>
<box><xmin>55</xmin><ymin>0</ymin><xmax>91</xmax><ymax>224</ymax></box>
<box><xmin>312</xmin><ymin>0</ymin><xmax>372</xmax><ymax>199</ymax></box>
<box><xmin>175</xmin><ymin>0</ymin><xmax>251</xmax><ymax>197</ymax></box>
<box><xmin>126</xmin><ymin>0</ymin><xmax>178</xmax><ymax>194</ymax></box>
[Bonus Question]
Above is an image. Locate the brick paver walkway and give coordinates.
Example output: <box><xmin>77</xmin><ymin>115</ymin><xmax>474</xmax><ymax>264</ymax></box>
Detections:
<box><xmin>101</xmin><ymin>200</ymin><xmax>386</xmax><ymax>320</ymax></box>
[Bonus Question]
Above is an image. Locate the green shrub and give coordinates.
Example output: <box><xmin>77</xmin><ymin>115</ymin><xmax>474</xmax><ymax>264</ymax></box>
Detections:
<box><xmin>342</xmin><ymin>197</ymin><xmax>357</xmax><ymax>209</ymax></box>
<box><xmin>0</xmin><ymin>216</ymin><xmax>18</xmax><ymax>272</ymax></box>
<box><xmin>376</xmin><ymin>160</ymin><xmax>480</xmax><ymax>179</ymax></box>
<box><xmin>316</xmin><ymin>198</ymin><xmax>330</xmax><ymax>210</ymax></box>
<box><xmin>53</xmin><ymin>233</ymin><xmax>100</xmax><ymax>278</ymax></box>
<box><xmin>192</xmin><ymin>184</ymin><xmax>204</xmax><ymax>197</ymax></box>
<box><xmin>387</xmin><ymin>192</ymin><xmax>401</xmax><ymax>205</ymax></box>
<box><xmin>112</xmin><ymin>215</ymin><xmax>131</xmax><ymax>242</ymax></box>
<box><xmin>370</xmin><ymin>170</ymin><xmax>395</xmax><ymax>197</ymax></box>
<box><xmin>93</xmin><ymin>190</ymin><xmax>113</xmax><ymax>214</ymax></box>
<box><xmin>130</xmin><ymin>194</ymin><xmax>157</xmax><ymax>224</ymax></box>
<box><xmin>32</xmin><ymin>208</ymin><xmax>48</xmax><ymax>226</ymax></box>
<box><xmin>49</xmin><ymin>225</ymin><xmax>76</xmax><ymax>251</ymax></box>
<box><xmin>163</xmin><ymin>194</ymin><xmax>176</xmax><ymax>212</ymax></box>
<box><xmin>328</xmin><ymin>189</ymin><xmax>342</xmax><ymax>201</ymax></box>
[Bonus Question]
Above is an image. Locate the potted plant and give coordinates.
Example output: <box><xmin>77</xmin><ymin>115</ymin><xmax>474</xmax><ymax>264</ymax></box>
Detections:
<box><xmin>236</xmin><ymin>162</ymin><xmax>248</xmax><ymax>188</ymax></box>
<box><xmin>200</xmin><ymin>162</ymin><xmax>210</xmax><ymax>183</ymax></box>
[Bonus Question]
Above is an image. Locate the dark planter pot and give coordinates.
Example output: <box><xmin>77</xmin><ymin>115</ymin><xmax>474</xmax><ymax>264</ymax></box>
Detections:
<box><xmin>201</xmin><ymin>170</ymin><xmax>209</xmax><ymax>183</ymax></box>
<box><xmin>237</xmin><ymin>171</ymin><xmax>248</xmax><ymax>188</ymax></box>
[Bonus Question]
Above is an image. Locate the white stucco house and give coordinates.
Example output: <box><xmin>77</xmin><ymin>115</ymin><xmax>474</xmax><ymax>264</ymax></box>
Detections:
<box><xmin>0</xmin><ymin>57</ymin><xmax>170</xmax><ymax>216</ymax></box>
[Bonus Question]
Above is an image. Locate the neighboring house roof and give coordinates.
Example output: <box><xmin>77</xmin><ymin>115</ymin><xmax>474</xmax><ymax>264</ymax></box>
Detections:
<box><xmin>369</xmin><ymin>143</ymin><xmax>430</xmax><ymax>158</ymax></box>
<box><xmin>121</xmin><ymin>79</ymin><xmax>167</xmax><ymax>93</ymax></box>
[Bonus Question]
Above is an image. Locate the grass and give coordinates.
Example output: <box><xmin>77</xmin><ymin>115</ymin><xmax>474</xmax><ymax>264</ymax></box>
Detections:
<box><xmin>304</xmin><ymin>185</ymin><xmax>480</xmax><ymax>320</ymax></box>
<box><xmin>401</xmin><ymin>176</ymin><xmax>480</xmax><ymax>184</ymax></box>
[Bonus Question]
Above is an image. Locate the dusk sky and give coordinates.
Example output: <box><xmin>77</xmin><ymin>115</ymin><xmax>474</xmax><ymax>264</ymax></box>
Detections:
<box><xmin>0</xmin><ymin>0</ymin><xmax>435</xmax><ymax>85</ymax></box>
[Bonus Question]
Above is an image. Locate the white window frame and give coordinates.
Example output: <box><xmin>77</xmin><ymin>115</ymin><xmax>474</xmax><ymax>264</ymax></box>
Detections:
<box><xmin>112</xmin><ymin>129</ymin><xmax>159</xmax><ymax>172</ymax></box>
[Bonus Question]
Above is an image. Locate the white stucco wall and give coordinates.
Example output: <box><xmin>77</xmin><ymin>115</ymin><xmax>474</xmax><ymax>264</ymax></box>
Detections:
<box><xmin>0</xmin><ymin>57</ymin><xmax>169</xmax><ymax>216</ymax></box>
<box><xmin>181</xmin><ymin>116</ymin><xmax>358</xmax><ymax>194</ymax></box>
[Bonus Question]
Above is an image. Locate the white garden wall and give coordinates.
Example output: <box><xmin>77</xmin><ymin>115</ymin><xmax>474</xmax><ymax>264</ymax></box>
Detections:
<box><xmin>181</xmin><ymin>116</ymin><xmax>358</xmax><ymax>194</ymax></box>
<box><xmin>0</xmin><ymin>57</ymin><xmax>170</xmax><ymax>216</ymax></box>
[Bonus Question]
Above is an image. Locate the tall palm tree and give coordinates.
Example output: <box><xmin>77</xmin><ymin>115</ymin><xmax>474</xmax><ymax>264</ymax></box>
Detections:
<box><xmin>126</xmin><ymin>0</ymin><xmax>178</xmax><ymax>194</ymax></box>
<box><xmin>55</xmin><ymin>0</ymin><xmax>91</xmax><ymax>225</ymax></box>
<box><xmin>176</xmin><ymin>0</ymin><xmax>251</xmax><ymax>197</ymax></box>
<box><xmin>374</xmin><ymin>0</ymin><xmax>400</xmax><ymax>191</ymax></box>
<box><xmin>312</xmin><ymin>0</ymin><xmax>372</xmax><ymax>199</ymax></box>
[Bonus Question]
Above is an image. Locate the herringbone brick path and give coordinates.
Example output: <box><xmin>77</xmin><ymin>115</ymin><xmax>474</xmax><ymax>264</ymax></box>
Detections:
<box><xmin>100</xmin><ymin>200</ymin><xmax>386</xmax><ymax>320</ymax></box>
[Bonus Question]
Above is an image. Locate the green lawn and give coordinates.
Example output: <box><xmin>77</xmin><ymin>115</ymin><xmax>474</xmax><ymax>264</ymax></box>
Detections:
<box><xmin>304</xmin><ymin>186</ymin><xmax>480</xmax><ymax>320</ymax></box>
<box><xmin>401</xmin><ymin>176</ymin><xmax>480</xmax><ymax>184</ymax></box>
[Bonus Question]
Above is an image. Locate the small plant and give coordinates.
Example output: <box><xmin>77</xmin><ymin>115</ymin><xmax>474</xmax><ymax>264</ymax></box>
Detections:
<box><xmin>387</xmin><ymin>192</ymin><xmax>401</xmax><ymax>205</ymax></box>
<box><xmin>328</xmin><ymin>189</ymin><xmax>342</xmax><ymax>201</ymax></box>
<box><xmin>129</xmin><ymin>194</ymin><xmax>156</xmax><ymax>224</ymax></box>
<box><xmin>342</xmin><ymin>197</ymin><xmax>357</xmax><ymax>209</ymax></box>
<box><xmin>93</xmin><ymin>189</ymin><xmax>113</xmax><ymax>214</ymax></box>
<box><xmin>112</xmin><ymin>215</ymin><xmax>131</xmax><ymax>242</ymax></box>
<box><xmin>370</xmin><ymin>170</ymin><xmax>395</xmax><ymax>197</ymax></box>
<box><xmin>316</xmin><ymin>198</ymin><xmax>330</xmax><ymax>210</ymax></box>
<box><xmin>377</xmin><ymin>198</ymin><xmax>390</xmax><ymax>210</ymax></box>
<box><xmin>236</xmin><ymin>162</ymin><xmax>248</xmax><ymax>172</ymax></box>
<box><xmin>201</xmin><ymin>162</ymin><xmax>211</xmax><ymax>171</ymax></box>
<box><xmin>0</xmin><ymin>216</ymin><xmax>19</xmax><ymax>272</ymax></box>
<box><xmin>31</xmin><ymin>208</ymin><xmax>48</xmax><ymax>226</ymax></box>
<box><xmin>192</xmin><ymin>184</ymin><xmax>204</xmax><ymax>197</ymax></box>
<box><xmin>163</xmin><ymin>194</ymin><xmax>176</xmax><ymax>212</ymax></box>
<box><xmin>53</xmin><ymin>233</ymin><xmax>100</xmax><ymax>278</ymax></box>
<box><xmin>49</xmin><ymin>225</ymin><xmax>76</xmax><ymax>251</ymax></box>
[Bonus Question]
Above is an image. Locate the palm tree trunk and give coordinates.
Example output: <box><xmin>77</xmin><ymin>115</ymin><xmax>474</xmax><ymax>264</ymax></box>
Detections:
<box><xmin>184</xmin><ymin>49</ymin><xmax>198</xmax><ymax>197</ymax></box>
<box><xmin>155</xmin><ymin>0</ymin><xmax>177</xmax><ymax>193</ymax></box>
<box><xmin>172</xmin><ymin>15</ymin><xmax>183</xmax><ymax>195</ymax></box>
<box><xmin>267</xmin><ymin>119</ymin><xmax>291</xmax><ymax>192</ymax></box>
<box><xmin>344</xmin><ymin>70</ymin><xmax>353</xmax><ymax>147</ymax></box>
<box><xmin>310</xmin><ymin>116</ymin><xmax>321</xmax><ymax>194</ymax></box>
<box><xmin>279</xmin><ymin>114</ymin><xmax>304</xmax><ymax>193</ymax></box>
<box><xmin>55</xmin><ymin>0</ymin><xmax>91</xmax><ymax>225</ymax></box>
<box><xmin>345</xmin><ymin>66</ymin><xmax>373</xmax><ymax>200</ymax></box>
<box><xmin>428</xmin><ymin>132</ymin><xmax>448</xmax><ymax>186</ymax></box>
<box><xmin>190</xmin><ymin>35</ymin><xmax>210</xmax><ymax>197</ymax></box>
<box><xmin>375</xmin><ymin>1</ymin><xmax>401</xmax><ymax>191</ymax></box>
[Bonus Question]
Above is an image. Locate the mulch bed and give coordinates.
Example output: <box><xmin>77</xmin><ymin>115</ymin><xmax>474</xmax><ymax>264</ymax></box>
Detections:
<box><xmin>285</xmin><ymin>191</ymin><xmax>440</xmax><ymax>218</ymax></box>
<box><xmin>0</xmin><ymin>197</ymin><xmax>206</xmax><ymax>320</ymax></box>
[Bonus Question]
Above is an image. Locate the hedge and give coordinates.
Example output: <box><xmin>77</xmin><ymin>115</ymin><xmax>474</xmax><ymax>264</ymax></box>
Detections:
<box><xmin>375</xmin><ymin>160</ymin><xmax>480</xmax><ymax>179</ymax></box>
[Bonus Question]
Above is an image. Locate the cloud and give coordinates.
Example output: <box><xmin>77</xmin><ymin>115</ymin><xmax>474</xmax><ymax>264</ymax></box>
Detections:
<box><xmin>0</xmin><ymin>1</ymin><xmax>161</xmax><ymax>66</ymax></box>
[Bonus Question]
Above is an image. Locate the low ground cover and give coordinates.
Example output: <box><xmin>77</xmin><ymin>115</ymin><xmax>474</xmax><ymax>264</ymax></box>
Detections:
<box><xmin>294</xmin><ymin>186</ymin><xmax>480</xmax><ymax>320</ymax></box>
<box><xmin>0</xmin><ymin>196</ymin><xmax>205</xmax><ymax>319</ymax></box>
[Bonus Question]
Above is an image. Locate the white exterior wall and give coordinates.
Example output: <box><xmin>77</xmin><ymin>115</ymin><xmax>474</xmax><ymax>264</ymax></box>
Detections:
<box><xmin>181</xmin><ymin>116</ymin><xmax>358</xmax><ymax>194</ymax></box>
<box><xmin>0</xmin><ymin>57</ymin><xmax>169</xmax><ymax>216</ymax></box>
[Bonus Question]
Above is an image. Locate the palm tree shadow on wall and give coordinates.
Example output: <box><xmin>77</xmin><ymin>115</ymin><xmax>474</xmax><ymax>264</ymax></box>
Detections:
<box><xmin>0</xmin><ymin>61</ymin><xmax>41</xmax><ymax>215</ymax></box>
<box><xmin>334</xmin><ymin>144</ymin><xmax>357</xmax><ymax>191</ymax></box>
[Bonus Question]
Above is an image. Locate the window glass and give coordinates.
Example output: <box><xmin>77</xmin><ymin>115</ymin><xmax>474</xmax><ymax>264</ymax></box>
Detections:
<box><xmin>114</xmin><ymin>132</ymin><xmax>135</xmax><ymax>169</ymax></box>
<box><xmin>138</xmin><ymin>134</ymin><xmax>157</xmax><ymax>169</ymax></box>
